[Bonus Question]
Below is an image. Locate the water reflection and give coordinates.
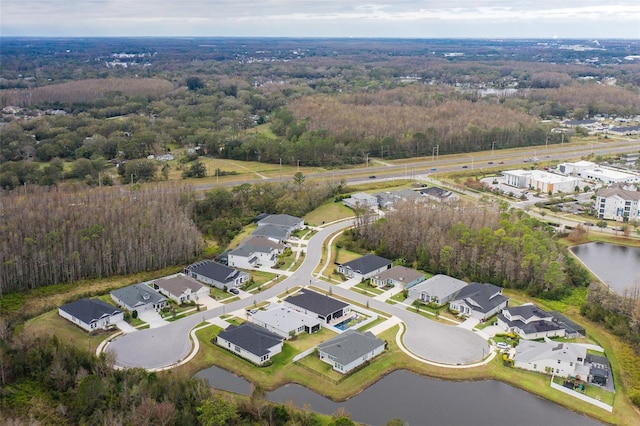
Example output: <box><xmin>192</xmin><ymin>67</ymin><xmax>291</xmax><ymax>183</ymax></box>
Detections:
<box><xmin>571</xmin><ymin>242</ymin><xmax>640</xmax><ymax>295</ymax></box>
<box><xmin>196</xmin><ymin>366</ymin><xmax>602</xmax><ymax>426</ymax></box>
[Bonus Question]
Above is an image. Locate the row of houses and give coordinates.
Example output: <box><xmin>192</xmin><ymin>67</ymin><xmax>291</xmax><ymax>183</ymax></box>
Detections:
<box><xmin>224</xmin><ymin>214</ymin><xmax>304</xmax><ymax>269</ymax></box>
<box><xmin>215</xmin><ymin>288</ymin><xmax>386</xmax><ymax>374</ymax></box>
<box><xmin>343</xmin><ymin>187</ymin><xmax>458</xmax><ymax>211</ymax></box>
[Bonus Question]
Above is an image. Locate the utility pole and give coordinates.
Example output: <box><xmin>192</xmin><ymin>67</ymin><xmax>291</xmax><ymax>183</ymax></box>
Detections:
<box><xmin>491</xmin><ymin>141</ymin><xmax>496</xmax><ymax>157</ymax></box>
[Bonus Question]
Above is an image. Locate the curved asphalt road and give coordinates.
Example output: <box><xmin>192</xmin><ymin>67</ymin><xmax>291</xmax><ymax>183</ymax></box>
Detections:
<box><xmin>108</xmin><ymin>220</ymin><xmax>488</xmax><ymax>369</ymax></box>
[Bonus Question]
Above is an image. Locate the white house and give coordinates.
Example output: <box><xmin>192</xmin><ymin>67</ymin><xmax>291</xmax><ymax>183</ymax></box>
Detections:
<box><xmin>343</xmin><ymin>192</ymin><xmax>378</xmax><ymax>210</ymax></box>
<box><xmin>337</xmin><ymin>254</ymin><xmax>392</xmax><ymax>281</ymax></box>
<box><xmin>408</xmin><ymin>274</ymin><xmax>467</xmax><ymax>306</ymax></box>
<box><xmin>184</xmin><ymin>260</ymin><xmax>249</xmax><ymax>290</ymax></box>
<box><xmin>284</xmin><ymin>288</ymin><xmax>351</xmax><ymax>324</ymax></box>
<box><xmin>110</xmin><ymin>283</ymin><xmax>167</xmax><ymax>313</ymax></box>
<box><xmin>370</xmin><ymin>266</ymin><xmax>425</xmax><ymax>289</ymax></box>
<box><xmin>249</xmin><ymin>306</ymin><xmax>321</xmax><ymax>339</ymax></box>
<box><xmin>497</xmin><ymin>303</ymin><xmax>565</xmax><ymax>340</ymax></box>
<box><xmin>153</xmin><ymin>274</ymin><xmax>209</xmax><ymax>304</ymax></box>
<box><xmin>215</xmin><ymin>322</ymin><xmax>284</xmax><ymax>366</ymax></box>
<box><xmin>317</xmin><ymin>329</ymin><xmax>385</xmax><ymax>374</ymax></box>
<box><xmin>227</xmin><ymin>236</ymin><xmax>283</xmax><ymax>269</ymax></box>
<box><xmin>449</xmin><ymin>282</ymin><xmax>509</xmax><ymax>321</ymax></box>
<box><xmin>595</xmin><ymin>184</ymin><xmax>640</xmax><ymax>221</ymax></box>
<box><xmin>512</xmin><ymin>340</ymin><xmax>587</xmax><ymax>378</ymax></box>
<box><xmin>58</xmin><ymin>298</ymin><xmax>123</xmax><ymax>332</ymax></box>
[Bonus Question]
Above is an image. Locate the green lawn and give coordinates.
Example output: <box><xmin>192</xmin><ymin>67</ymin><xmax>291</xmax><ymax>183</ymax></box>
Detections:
<box><xmin>304</xmin><ymin>200</ymin><xmax>354</xmax><ymax>226</ymax></box>
<box><xmin>354</xmin><ymin>282</ymin><xmax>384</xmax><ymax>295</ymax></box>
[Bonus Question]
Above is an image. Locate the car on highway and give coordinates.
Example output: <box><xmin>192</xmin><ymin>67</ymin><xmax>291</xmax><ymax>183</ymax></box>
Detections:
<box><xmin>369</xmin><ymin>175</ymin><xmax>377</xmax><ymax>179</ymax></box>
<box><xmin>462</xmin><ymin>165</ymin><xmax>468</xmax><ymax>169</ymax></box>
<box><xmin>488</xmin><ymin>161</ymin><xmax>494</xmax><ymax>165</ymax></box>
<box><xmin>499</xmin><ymin>161</ymin><xmax>504</xmax><ymax>164</ymax></box>
<box><xmin>430</xmin><ymin>167</ymin><xmax>437</xmax><ymax>171</ymax></box>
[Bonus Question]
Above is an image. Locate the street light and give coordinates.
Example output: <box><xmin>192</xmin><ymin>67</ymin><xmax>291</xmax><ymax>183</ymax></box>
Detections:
<box><xmin>297</xmin><ymin>160</ymin><xmax>300</xmax><ymax>171</ymax></box>
<box><xmin>491</xmin><ymin>141</ymin><xmax>496</xmax><ymax>157</ymax></box>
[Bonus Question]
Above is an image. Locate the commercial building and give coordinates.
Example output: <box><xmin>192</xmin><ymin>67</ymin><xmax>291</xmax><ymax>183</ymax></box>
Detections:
<box><xmin>503</xmin><ymin>169</ymin><xmax>580</xmax><ymax>194</ymax></box>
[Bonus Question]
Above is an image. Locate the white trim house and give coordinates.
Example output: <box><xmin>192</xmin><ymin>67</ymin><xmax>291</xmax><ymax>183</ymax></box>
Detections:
<box><xmin>216</xmin><ymin>322</ymin><xmax>284</xmax><ymax>366</ymax></box>
<box><xmin>317</xmin><ymin>329</ymin><xmax>385</xmax><ymax>374</ymax></box>
<box><xmin>512</xmin><ymin>340</ymin><xmax>587</xmax><ymax>378</ymax></box>
<box><xmin>249</xmin><ymin>306</ymin><xmax>321</xmax><ymax>339</ymax></box>
<box><xmin>58</xmin><ymin>298</ymin><xmax>123</xmax><ymax>332</ymax></box>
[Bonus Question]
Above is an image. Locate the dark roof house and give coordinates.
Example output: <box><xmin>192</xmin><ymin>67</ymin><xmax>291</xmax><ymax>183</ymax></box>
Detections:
<box><xmin>317</xmin><ymin>329</ymin><xmax>386</xmax><ymax>374</ymax></box>
<box><xmin>185</xmin><ymin>259</ymin><xmax>249</xmax><ymax>289</ymax></box>
<box><xmin>449</xmin><ymin>282</ymin><xmax>509</xmax><ymax>320</ymax></box>
<box><xmin>216</xmin><ymin>322</ymin><xmax>284</xmax><ymax>365</ymax></box>
<box><xmin>110</xmin><ymin>283</ymin><xmax>167</xmax><ymax>313</ymax></box>
<box><xmin>58</xmin><ymin>298</ymin><xmax>123</xmax><ymax>332</ymax></box>
<box><xmin>337</xmin><ymin>254</ymin><xmax>392</xmax><ymax>280</ymax></box>
<box><xmin>284</xmin><ymin>289</ymin><xmax>351</xmax><ymax>323</ymax></box>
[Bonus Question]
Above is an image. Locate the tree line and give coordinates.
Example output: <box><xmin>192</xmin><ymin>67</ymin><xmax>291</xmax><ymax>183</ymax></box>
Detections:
<box><xmin>345</xmin><ymin>202</ymin><xmax>587</xmax><ymax>299</ymax></box>
<box><xmin>0</xmin><ymin>332</ymin><xmax>349</xmax><ymax>425</ymax></box>
<box><xmin>0</xmin><ymin>183</ymin><xmax>203</xmax><ymax>293</ymax></box>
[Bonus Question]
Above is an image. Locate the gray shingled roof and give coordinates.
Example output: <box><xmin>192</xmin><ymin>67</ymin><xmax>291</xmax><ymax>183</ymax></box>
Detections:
<box><xmin>285</xmin><ymin>289</ymin><xmax>349</xmax><ymax>317</ymax></box>
<box><xmin>185</xmin><ymin>260</ymin><xmax>245</xmax><ymax>284</ymax></box>
<box><xmin>251</xmin><ymin>224</ymin><xmax>290</xmax><ymax>241</ymax></box>
<box><xmin>373</xmin><ymin>266</ymin><xmax>424</xmax><ymax>284</ymax></box>
<box><xmin>154</xmin><ymin>274</ymin><xmax>205</xmax><ymax>298</ymax></box>
<box><xmin>257</xmin><ymin>214</ymin><xmax>302</xmax><ymax>228</ymax></box>
<box><xmin>453</xmin><ymin>282</ymin><xmax>507</xmax><ymax>313</ymax></box>
<box><xmin>409</xmin><ymin>274</ymin><xmax>466</xmax><ymax>299</ymax></box>
<box><xmin>59</xmin><ymin>298</ymin><xmax>121</xmax><ymax>324</ymax></box>
<box><xmin>111</xmin><ymin>284</ymin><xmax>166</xmax><ymax>308</ymax></box>
<box><xmin>217</xmin><ymin>322</ymin><xmax>283</xmax><ymax>357</ymax></box>
<box><xmin>317</xmin><ymin>329</ymin><xmax>384</xmax><ymax>366</ymax></box>
<box><xmin>339</xmin><ymin>254</ymin><xmax>391</xmax><ymax>275</ymax></box>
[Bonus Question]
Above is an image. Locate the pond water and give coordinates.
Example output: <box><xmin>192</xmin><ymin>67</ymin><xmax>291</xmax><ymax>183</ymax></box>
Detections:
<box><xmin>195</xmin><ymin>366</ymin><xmax>602</xmax><ymax>426</ymax></box>
<box><xmin>570</xmin><ymin>242</ymin><xmax>640</xmax><ymax>296</ymax></box>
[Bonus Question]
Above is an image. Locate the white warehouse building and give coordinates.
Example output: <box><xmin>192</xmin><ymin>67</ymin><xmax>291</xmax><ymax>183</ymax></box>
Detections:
<box><xmin>558</xmin><ymin>161</ymin><xmax>640</xmax><ymax>185</ymax></box>
<box><xmin>503</xmin><ymin>169</ymin><xmax>580</xmax><ymax>194</ymax></box>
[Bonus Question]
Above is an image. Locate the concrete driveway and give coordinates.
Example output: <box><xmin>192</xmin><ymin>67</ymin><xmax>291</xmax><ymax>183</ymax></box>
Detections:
<box><xmin>114</xmin><ymin>320</ymin><xmax>137</xmax><ymax>334</ymax></box>
<box><xmin>138</xmin><ymin>310</ymin><xmax>169</xmax><ymax>328</ymax></box>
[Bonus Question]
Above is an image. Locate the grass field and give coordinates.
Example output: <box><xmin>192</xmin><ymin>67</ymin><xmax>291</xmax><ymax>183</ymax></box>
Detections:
<box><xmin>304</xmin><ymin>200</ymin><xmax>354</xmax><ymax>226</ymax></box>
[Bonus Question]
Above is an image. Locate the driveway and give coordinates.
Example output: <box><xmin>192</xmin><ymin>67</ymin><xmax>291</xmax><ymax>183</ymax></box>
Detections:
<box><xmin>114</xmin><ymin>320</ymin><xmax>136</xmax><ymax>334</ymax></box>
<box><xmin>138</xmin><ymin>310</ymin><xmax>169</xmax><ymax>328</ymax></box>
<box><xmin>107</xmin><ymin>219</ymin><xmax>488</xmax><ymax>369</ymax></box>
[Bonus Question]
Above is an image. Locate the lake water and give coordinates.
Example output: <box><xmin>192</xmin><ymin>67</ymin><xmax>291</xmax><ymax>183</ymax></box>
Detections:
<box><xmin>570</xmin><ymin>242</ymin><xmax>640</xmax><ymax>296</ymax></box>
<box><xmin>195</xmin><ymin>366</ymin><xmax>602</xmax><ymax>426</ymax></box>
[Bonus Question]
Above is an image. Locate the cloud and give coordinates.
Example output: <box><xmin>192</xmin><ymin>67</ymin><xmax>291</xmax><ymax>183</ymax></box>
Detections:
<box><xmin>2</xmin><ymin>0</ymin><xmax>639</xmax><ymax>37</ymax></box>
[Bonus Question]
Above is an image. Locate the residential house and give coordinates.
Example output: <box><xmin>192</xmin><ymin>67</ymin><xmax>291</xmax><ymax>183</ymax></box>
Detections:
<box><xmin>251</xmin><ymin>224</ymin><xmax>291</xmax><ymax>243</ymax></box>
<box><xmin>249</xmin><ymin>306</ymin><xmax>321</xmax><ymax>339</ymax></box>
<box><xmin>337</xmin><ymin>254</ymin><xmax>392</xmax><ymax>281</ymax></box>
<box><xmin>111</xmin><ymin>283</ymin><xmax>167</xmax><ymax>313</ymax></box>
<box><xmin>419</xmin><ymin>186</ymin><xmax>459</xmax><ymax>202</ymax></box>
<box><xmin>58</xmin><ymin>298</ymin><xmax>123</xmax><ymax>332</ymax></box>
<box><xmin>370</xmin><ymin>266</ymin><xmax>425</xmax><ymax>289</ymax></box>
<box><xmin>408</xmin><ymin>274</ymin><xmax>467</xmax><ymax>306</ymax></box>
<box><xmin>549</xmin><ymin>311</ymin><xmax>586</xmax><ymax>338</ymax></box>
<box><xmin>374</xmin><ymin>189</ymin><xmax>424</xmax><ymax>209</ymax></box>
<box><xmin>284</xmin><ymin>289</ymin><xmax>351</xmax><ymax>324</ymax></box>
<box><xmin>185</xmin><ymin>260</ymin><xmax>249</xmax><ymax>290</ymax></box>
<box><xmin>227</xmin><ymin>236</ymin><xmax>283</xmax><ymax>269</ymax></box>
<box><xmin>317</xmin><ymin>329</ymin><xmax>385</xmax><ymax>374</ymax></box>
<box><xmin>216</xmin><ymin>322</ymin><xmax>284</xmax><ymax>366</ymax></box>
<box><xmin>512</xmin><ymin>340</ymin><xmax>587</xmax><ymax>378</ymax></box>
<box><xmin>343</xmin><ymin>192</ymin><xmax>378</xmax><ymax>210</ymax></box>
<box><xmin>153</xmin><ymin>274</ymin><xmax>209</xmax><ymax>304</ymax></box>
<box><xmin>595</xmin><ymin>184</ymin><xmax>640</xmax><ymax>221</ymax></box>
<box><xmin>497</xmin><ymin>303</ymin><xmax>565</xmax><ymax>339</ymax></box>
<box><xmin>257</xmin><ymin>214</ymin><xmax>304</xmax><ymax>231</ymax></box>
<box><xmin>449</xmin><ymin>282</ymin><xmax>509</xmax><ymax>320</ymax></box>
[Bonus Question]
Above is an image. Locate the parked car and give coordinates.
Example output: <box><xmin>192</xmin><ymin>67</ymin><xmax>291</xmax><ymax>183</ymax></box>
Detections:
<box><xmin>229</xmin><ymin>288</ymin><xmax>240</xmax><ymax>295</ymax></box>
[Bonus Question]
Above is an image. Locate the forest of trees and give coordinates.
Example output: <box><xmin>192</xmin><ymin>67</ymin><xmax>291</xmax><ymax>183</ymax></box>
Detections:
<box><xmin>0</xmin><ymin>184</ymin><xmax>202</xmax><ymax>293</ymax></box>
<box><xmin>0</xmin><ymin>333</ymin><xmax>354</xmax><ymax>425</ymax></box>
<box><xmin>192</xmin><ymin>180</ymin><xmax>338</xmax><ymax>245</ymax></box>
<box><xmin>345</xmin><ymin>202</ymin><xmax>587</xmax><ymax>299</ymax></box>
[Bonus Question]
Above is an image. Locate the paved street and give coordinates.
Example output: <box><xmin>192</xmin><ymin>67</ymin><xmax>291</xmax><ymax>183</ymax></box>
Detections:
<box><xmin>108</xmin><ymin>219</ymin><xmax>490</xmax><ymax>370</ymax></box>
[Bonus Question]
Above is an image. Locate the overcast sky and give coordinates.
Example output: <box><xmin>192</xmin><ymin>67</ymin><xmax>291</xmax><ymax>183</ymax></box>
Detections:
<box><xmin>2</xmin><ymin>1</ymin><xmax>639</xmax><ymax>38</ymax></box>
